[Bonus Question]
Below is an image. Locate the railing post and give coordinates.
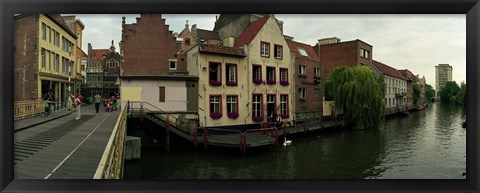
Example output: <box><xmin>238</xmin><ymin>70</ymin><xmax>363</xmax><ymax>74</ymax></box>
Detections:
<box><xmin>165</xmin><ymin>116</ymin><xmax>170</xmax><ymax>151</ymax></box>
<box><xmin>193</xmin><ymin>127</ymin><xmax>198</xmax><ymax>148</ymax></box>
<box><xmin>203</xmin><ymin>128</ymin><xmax>208</xmax><ymax>150</ymax></box>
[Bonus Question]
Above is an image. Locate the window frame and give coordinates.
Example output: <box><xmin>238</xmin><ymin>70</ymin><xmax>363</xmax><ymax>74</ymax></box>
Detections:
<box><xmin>280</xmin><ymin>94</ymin><xmax>289</xmax><ymax>119</ymax></box>
<box><xmin>252</xmin><ymin>64</ymin><xmax>263</xmax><ymax>85</ymax></box>
<box><xmin>274</xmin><ymin>44</ymin><xmax>283</xmax><ymax>59</ymax></box>
<box><xmin>279</xmin><ymin>68</ymin><xmax>289</xmax><ymax>85</ymax></box>
<box><xmin>41</xmin><ymin>48</ymin><xmax>46</xmax><ymax>69</ymax></box>
<box><xmin>260</xmin><ymin>41</ymin><xmax>270</xmax><ymax>58</ymax></box>
<box><xmin>314</xmin><ymin>67</ymin><xmax>321</xmax><ymax>78</ymax></box>
<box><xmin>208</xmin><ymin>62</ymin><xmax>222</xmax><ymax>86</ymax></box>
<box><xmin>299</xmin><ymin>88</ymin><xmax>307</xmax><ymax>100</ymax></box>
<box><xmin>226</xmin><ymin>95</ymin><xmax>239</xmax><ymax>119</ymax></box>
<box><xmin>159</xmin><ymin>86</ymin><xmax>165</xmax><ymax>102</ymax></box>
<box><xmin>209</xmin><ymin>94</ymin><xmax>222</xmax><ymax>119</ymax></box>
<box><xmin>41</xmin><ymin>23</ymin><xmax>46</xmax><ymax>40</ymax></box>
<box><xmin>299</xmin><ymin>65</ymin><xmax>307</xmax><ymax>77</ymax></box>
<box><xmin>252</xmin><ymin>93</ymin><xmax>263</xmax><ymax>121</ymax></box>
<box><xmin>226</xmin><ymin>63</ymin><xmax>238</xmax><ymax>86</ymax></box>
<box><xmin>169</xmin><ymin>59</ymin><xmax>177</xmax><ymax>70</ymax></box>
<box><xmin>266</xmin><ymin>66</ymin><xmax>276</xmax><ymax>85</ymax></box>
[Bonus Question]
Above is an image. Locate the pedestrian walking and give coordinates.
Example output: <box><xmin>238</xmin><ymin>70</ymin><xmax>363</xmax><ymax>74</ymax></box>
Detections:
<box><xmin>43</xmin><ymin>89</ymin><xmax>55</xmax><ymax>117</ymax></box>
<box><xmin>74</xmin><ymin>93</ymin><xmax>82</xmax><ymax>120</ymax></box>
<box><xmin>94</xmin><ymin>93</ymin><xmax>102</xmax><ymax>113</ymax></box>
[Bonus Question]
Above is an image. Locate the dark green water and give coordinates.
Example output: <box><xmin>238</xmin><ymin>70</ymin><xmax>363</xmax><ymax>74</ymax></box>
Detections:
<box><xmin>124</xmin><ymin>102</ymin><xmax>466</xmax><ymax>179</ymax></box>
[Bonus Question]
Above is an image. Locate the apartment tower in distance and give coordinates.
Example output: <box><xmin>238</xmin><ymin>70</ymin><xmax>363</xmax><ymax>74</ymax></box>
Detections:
<box><xmin>435</xmin><ymin>63</ymin><xmax>453</xmax><ymax>97</ymax></box>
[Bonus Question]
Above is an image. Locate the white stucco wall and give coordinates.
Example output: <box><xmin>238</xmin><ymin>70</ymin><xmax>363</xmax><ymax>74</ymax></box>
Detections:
<box><xmin>121</xmin><ymin>79</ymin><xmax>187</xmax><ymax>111</ymax></box>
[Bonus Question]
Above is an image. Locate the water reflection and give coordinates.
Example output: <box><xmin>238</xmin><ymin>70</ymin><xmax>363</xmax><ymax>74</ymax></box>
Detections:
<box><xmin>124</xmin><ymin>102</ymin><xmax>466</xmax><ymax>179</ymax></box>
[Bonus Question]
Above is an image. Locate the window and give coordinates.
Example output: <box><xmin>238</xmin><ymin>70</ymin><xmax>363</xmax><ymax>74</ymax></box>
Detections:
<box><xmin>48</xmin><ymin>26</ymin><xmax>52</xmax><ymax>43</ymax></box>
<box><xmin>314</xmin><ymin>68</ymin><xmax>321</xmax><ymax>77</ymax></box>
<box><xmin>280</xmin><ymin>94</ymin><xmax>289</xmax><ymax>118</ymax></box>
<box><xmin>266</xmin><ymin>67</ymin><xmax>275</xmax><ymax>85</ymax></box>
<box><xmin>298</xmin><ymin>48</ymin><xmax>308</xmax><ymax>57</ymax></box>
<box><xmin>41</xmin><ymin>23</ymin><xmax>46</xmax><ymax>40</ymax></box>
<box><xmin>184</xmin><ymin>38</ymin><xmax>190</xmax><ymax>46</ymax></box>
<box><xmin>54</xmin><ymin>31</ymin><xmax>60</xmax><ymax>47</ymax></box>
<box><xmin>227</xmin><ymin>95</ymin><xmax>239</xmax><ymax>119</ymax></box>
<box><xmin>299</xmin><ymin>88</ymin><xmax>306</xmax><ymax>100</ymax></box>
<box><xmin>274</xmin><ymin>44</ymin><xmax>282</xmax><ymax>59</ymax></box>
<box><xmin>252</xmin><ymin>64</ymin><xmax>262</xmax><ymax>85</ymax></box>
<box><xmin>360</xmin><ymin>48</ymin><xmax>370</xmax><ymax>59</ymax></box>
<box><xmin>169</xmin><ymin>59</ymin><xmax>177</xmax><ymax>70</ymax></box>
<box><xmin>159</xmin><ymin>87</ymin><xmax>165</xmax><ymax>102</ymax></box>
<box><xmin>41</xmin><ymin>49</ymin><xmax>46</xmax><ymax>69</ymax></box>
<box><xmin>55</xmin><ymin>54</ymin><xmax>60</xmax><ymax>72</ymax></box>
<box><xmin>48</xmin><ymin>51</ymin><xmax>52</xmax><ymax>70</ymax></box>
<box><xmin>226</xmin><ymin>63</ymin><xmax>237</xmax><ymax>86</ymax></box>
<box><xmin>62</xmin><ymin>37</ymin><xmax>66</xmax><ymax>51</ymax></box>
<box><xmin>299</xmin><ymin>65</ymin><xmax>307</xmax><ymax>76</ymax></box>
<box><xmin>209</xmin><ymin>62</ymin><xmax>221</xmax><ymax>86</ymax></box>
<box><xmin>260</xmin><ymin>42</ymin><xmax>270</xmax><ymax>57</ymax></box>
<box><xmin>252</xmin><ymin>94</ymin><xmax>263</xmax><ymax>121</ymax></box>
<box><xmin>280</xmin><ymin>68</ymin><xmax>288</xmax><ymax>85</ymax></box>
<box><xmin>210</xmin><ymin>95</ymin><xmax>222</xmax><ymax>119</ymax></box>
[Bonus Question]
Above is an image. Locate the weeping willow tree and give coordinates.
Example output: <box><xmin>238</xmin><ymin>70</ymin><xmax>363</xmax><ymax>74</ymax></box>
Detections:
<box><xmin>325</xmin><ymin>66</ymin><xmax>385</xmax><ymax>130</ymax></box>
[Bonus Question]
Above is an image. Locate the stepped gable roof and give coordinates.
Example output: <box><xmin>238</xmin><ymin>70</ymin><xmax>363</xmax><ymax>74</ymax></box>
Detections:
<box><xmin>286</xmin><ymin>39</ymin><xmax>319</xmax><ymax>61</ymax></box>
<box><xmin>372</xmin><ymin>60</ymin><xmax>406</xmax><ymax>80</ymax></box>
<box><xmin>234</xmin><ymin>16</ymin><xmax>269</xmax><ymax>47</ymax></box>
<box><xmin>91</xmin><ymin>49</ymin><xmax>110</xmax><ymax>61</ymax></box>
<box><xmin>198</xmin><ymin>44</ymin><xmax>246</xmax><ymax>57</ymax></box>
<box><xmin>197</xmin><ymin>29</ymin><xmax>220</xmax><ymax>41</ymax></box>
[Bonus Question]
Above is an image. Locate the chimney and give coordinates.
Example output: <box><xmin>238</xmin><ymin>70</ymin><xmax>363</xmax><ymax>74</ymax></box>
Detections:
<box><xmin>122</xmin><ymin>17</ymin><xmax>125</xmax><ymax>24</ymax></box>
<box><xmin>223</xmin><ymin>37</ymin><xmax>235</xmax><ymax>47</ymax></box>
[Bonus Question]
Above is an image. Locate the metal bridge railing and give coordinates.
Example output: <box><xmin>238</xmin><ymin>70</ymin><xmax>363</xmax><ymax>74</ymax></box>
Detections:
<box><xmin>14</xmin><ymin>99</ymin><xmax>45</xmax><ymax>120</ymax></box>
<box><xmin>93</xmin><ymin>100</ymin><xmax>128</xmax><ymax>179</ymax></box>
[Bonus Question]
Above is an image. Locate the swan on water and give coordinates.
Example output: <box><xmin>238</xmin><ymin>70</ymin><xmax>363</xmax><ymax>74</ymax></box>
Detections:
<box><xmin>283</xmin><ymin>137</ymin><xmax>292</xmax><ymax>146</ymax></box>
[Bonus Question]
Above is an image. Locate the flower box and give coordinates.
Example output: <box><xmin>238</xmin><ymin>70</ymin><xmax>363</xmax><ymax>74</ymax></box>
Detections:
<box><xmin>210</xmin><ymin>112</ymin><xmax>222</xmax><ymax>119</ymax></box>
<box><xmin>266</xmin><ymin>80</ymin><xmax>276</xmax><ymax>85</ymax></box>
<box><xmin>253</xmin><ymin>79</ymin><xmax>264</xmax><ymax>85</ymax></box>
<box><xmin>227</xmin><ymin>112</ymin><xmax>239</xmax><ymax>119</ymax></box>
<box><xmin>226</xmin><ymin>81</ymin><xmax>238</xmax><ymax>86</ymax></box>
<box><xmin>280</xmin><ymin>80</ymin><xmax>289</xmax><ymax>86</ymax></box>
<box><xmin>209</xmin><ymin>80</ymin><xmax>222</xmax><ymax>86</ymax></box>
<box><xmin>281</xmin><ymin>114</ymin><xmax>289</xmax><ymax>119</ymax></box>
<box><xmin>252</xmin><ymin>116</ymin><xmax>264</xmax><ymax>122</ymax></box>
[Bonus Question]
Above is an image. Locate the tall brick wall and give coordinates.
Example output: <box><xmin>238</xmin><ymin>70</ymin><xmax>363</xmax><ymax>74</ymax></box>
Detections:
<box><xmin>294</xmin><ymin>57</ymin><xmax>322</xmax><ymax>112</ymax></box>
<box><xmin>120</xmin><ymin>14</ymin><xmax>184</xmax><ymax>74</ymax></box>
<box><xmin>14</xmin><ymin>15</ymin><xmax>40</xmax><ymax>101</ymax></box>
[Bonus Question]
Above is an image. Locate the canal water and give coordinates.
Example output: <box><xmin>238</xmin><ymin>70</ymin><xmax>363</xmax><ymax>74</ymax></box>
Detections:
<box><xmin>124</xmin><ymin>102</ymin><xmax>466</xmax><ymax>179</ymax></box>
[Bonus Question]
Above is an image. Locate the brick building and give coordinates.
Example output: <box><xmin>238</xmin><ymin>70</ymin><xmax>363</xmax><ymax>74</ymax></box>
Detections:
<box><xmin>399</xmin><ymin>69</ymin><xmax>417</xmax><ymax>110</ymax></box>
<box><xmin>119</xmin><ymin>14</ymin><xmax>198</xmax><ymax>111</ymax></box>
<box><xmin>286</xmin><ymin>38</ymin><xmax>322</xmax><ymax>114</ymax></box>
<box><xmin>314</xmin><ymin>37</ymin><xmax>373</xmax><ymax>78</ymax></box>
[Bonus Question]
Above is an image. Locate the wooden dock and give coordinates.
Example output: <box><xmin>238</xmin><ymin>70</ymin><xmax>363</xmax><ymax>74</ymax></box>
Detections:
<box><xmin>128</xmin><ymin>101</ymin><xmax>344</xmax><ymax>153</ymax></box>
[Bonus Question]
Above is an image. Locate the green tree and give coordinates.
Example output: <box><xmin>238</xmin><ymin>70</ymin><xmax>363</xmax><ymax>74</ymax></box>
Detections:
<box><xmin>439</xmin><ymin>81</ymin><xmax>460</xmax><ymax>103</ymax></box>
<box><xmin>425</xmin><ymin>84</ymin><xmax>435</xmax><ymax>100</ymax></box>
<box><xmin>325</xmin><ymin>66</ymin><xmax>384</xmax><ymax>130</ymax></box>
<box><xmin>412</xmin><ymin>83</ymin><xmax>421</xmax><ymax>105</ymax></box>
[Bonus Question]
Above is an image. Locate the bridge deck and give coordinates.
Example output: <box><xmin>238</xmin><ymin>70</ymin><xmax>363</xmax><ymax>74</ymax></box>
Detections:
<box><xmin>14</xmin><ymin>104</ymin><xmax>121</xmax><ymax>179</ymax></box>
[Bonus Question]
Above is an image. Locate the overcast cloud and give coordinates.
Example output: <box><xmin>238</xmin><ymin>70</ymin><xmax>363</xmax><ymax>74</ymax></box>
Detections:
<box><xmin>73</xmin><ymin>14</ymin><xmax>466</xmax><ymax>87</ymax></box>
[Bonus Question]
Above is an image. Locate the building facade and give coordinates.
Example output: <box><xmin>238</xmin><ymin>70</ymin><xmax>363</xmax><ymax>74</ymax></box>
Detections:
<box><xmin>14</xmin><ymin>14</ymin><xmax>77</xmax><ymax>111</ymax></box>
<box><xmin>63</xmin><ymin>15</ymin><xmax>85</xmax><ymax>95</ymax></box>
<box><xmin>435</xmin><ymin>63</ymin><xmax>453</xmax><ymax>97</ymax></box>
<box><xmin>86</xmin><ymin>44</ymin><xmax>109</xmax><ymax>97</ymax></box>
<box><xmin>286</xmin><ymin>38</ymin><xmax>322</xmax><ymax>115</ymax></box>
<box><xmin>119</xmin><ymin>14</ymin><xmax>197</xmax><ymax>111</ymax></box>
<box><xmin>398</xmin><ymin>69</ymin><xmax>416</xmax><ymax>110</ymax></box>
<box><xmin>372</xmin><ymin>60</ymin><xmax>408</xmax><ymax>115</ymax></box>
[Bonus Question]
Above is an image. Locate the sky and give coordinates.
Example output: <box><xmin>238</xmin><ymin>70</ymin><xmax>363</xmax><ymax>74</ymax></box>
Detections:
<box><xmin>71</xmin><ymin>14</ymin><xmax>466</xmax><ymax>87</ymax></box>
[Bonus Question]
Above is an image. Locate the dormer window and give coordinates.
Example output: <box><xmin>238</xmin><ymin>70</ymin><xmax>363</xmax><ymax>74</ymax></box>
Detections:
<box><xmin>169</xmin><ymin>59</ymin><xmax>177</xmax><ymax>70</ymax></box>
<box><xmin>298</xmin><ymin>48</ymin><xmax>308</xmax><ymax>57</ymax></box>
<box><xmin>185</xmin><ymin>38</ymin><xmax>191</xmax><ymax>46</ymax></box>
